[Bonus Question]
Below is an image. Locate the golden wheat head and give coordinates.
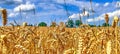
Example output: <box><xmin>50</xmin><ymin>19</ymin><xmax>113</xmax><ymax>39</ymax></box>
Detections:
<box><xmin>105</xmin><ymin>14</ymin><xmax>109</xmax><ymax>24</ymax></box>
<box><xmin>1</xmin><ymin>9</ymin><xmax>7</xmax><ymax>26</ymax></box>
<box><xmin>22</xmin><ymin>22</ymin><xmax>27</xmax><ymax>27</ymax></box>
<box><xmin>112</xmin><ymin>16</ymin><xmax>119</xmax><ymax>28</ymax></box>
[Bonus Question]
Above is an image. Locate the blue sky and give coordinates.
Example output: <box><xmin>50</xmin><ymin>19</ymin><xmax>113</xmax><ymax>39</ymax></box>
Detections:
<box><xmin>0</xmin><ymin>0</ymin><xmax>120</xmax><ymax>26</ymax></box>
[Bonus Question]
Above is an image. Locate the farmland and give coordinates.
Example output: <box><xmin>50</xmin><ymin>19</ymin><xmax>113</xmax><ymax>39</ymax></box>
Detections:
<box><xmin>0</xmin><ymin>26</ymin><xmax>120</xmax><ymax>54</ymax></box>
<box><xmin>0</xmin><ymin>0</ymin><xmax>120</xmax><ymax>54</ymax></box>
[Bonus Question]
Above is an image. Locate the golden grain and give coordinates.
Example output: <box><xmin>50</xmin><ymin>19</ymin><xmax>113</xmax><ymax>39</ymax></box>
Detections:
<box><xmin>105</xmin><ymin>14</ymin><xmax>109</xmax><ymax>24</ymax></box>
<box><xmin>112</xmin><ymin>16</ymin><xmax>119</xmax><ymax>28</ymax></box>
<box><xmin>106</xmin><ymin>40</ymin><xmax>112</xmax><ymax>54</ymax></box>
<box><xmin>1</xmin><ymin>9</ymin><xmax>7</xmax><ymax>26</ymax></box>
<box><xmin>0</xmin><ymin>26</ymin><xmax>119</xmax><ymax>54</ymax></box>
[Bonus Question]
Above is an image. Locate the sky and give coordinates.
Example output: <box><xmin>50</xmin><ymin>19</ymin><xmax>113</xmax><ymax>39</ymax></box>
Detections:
<box><xmin>0</xmin><ymin>0</ymin><xmax>120</xmax><ymax>26</ymax></box>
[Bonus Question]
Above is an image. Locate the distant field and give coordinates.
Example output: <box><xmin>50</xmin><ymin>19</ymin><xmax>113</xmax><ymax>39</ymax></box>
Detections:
<box><xmin>0</xmin><ymin>26</ymin><xmax>120</xmax><ymax>54</ymax></box>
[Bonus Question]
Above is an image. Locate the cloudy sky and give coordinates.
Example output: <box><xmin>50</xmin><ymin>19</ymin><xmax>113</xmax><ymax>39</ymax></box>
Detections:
<box><xmin>0</xmin><ymin>0</ymin><xmax>120</xmax><ymax>26</ymax></box>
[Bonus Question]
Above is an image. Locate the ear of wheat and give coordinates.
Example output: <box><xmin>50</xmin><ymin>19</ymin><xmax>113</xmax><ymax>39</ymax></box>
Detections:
<box><xmin>59</xmin><ymin>22</ymin><xmax>65</xmax><ymax>27</ymax></box>
<box><xmin>22</xmin><ymin>22</ymin><xmax>27</xmax><ymax>27</ymax></box>
<box><xmin>1</xmin><ymin>9</ymin><xmax>7</xmax><ymax>26</ymax></box>
<box><xmin>112</xmin><ymin>16</ymin><xmax>119</xmax><ymax>28</ymax></box>
<box><xmin>105</xmin><ymin>14</ymin><xmax>109</xmax><ymax>24</ymax></box>
<box><xmin>0</xmin><ymin>22</ymin><xmax>120</xmax><ymax>54</ymax></box>
<box><xmin>51</xmin><ymin>22</ymin><xmax>57</xmax><ymax>27</ymax></box>
<box><xmin>59</xmin><ymin>22</ymin><xmax>65</xmax><ymax>32</ymax></box>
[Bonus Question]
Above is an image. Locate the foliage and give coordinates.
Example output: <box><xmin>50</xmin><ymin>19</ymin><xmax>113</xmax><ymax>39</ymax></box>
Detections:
<box><xmin>97</xmin><ymin>25</ymin><xmax>101</xmax><ymax>27</ymax></box>
<box><xmin>102</xmin><ymin>23</ymin><xmax>110</xmax><ymax>27</ymax></box>
<box><xmin>28</xmin><ymin>24</ymin><xmax>33</xmax><ymax>26</ymax></box>
<box><xmin>38</xmin><ymin>22</ymin><xmax>47</xmax><ymax>27</ymax></box>
<box><xmin>66</xmin><ymin>19</ymin><xmax>74</xmax><ymax>28</ymax></box>
<box><xmin>89</xmin><ymin>24</ymin><xmax>96</xmax><ymax>27</ymax></box>
<box><xmin>75</xmin><ymin>20</ymin><xmax>82</xmax><ymax>27</ymax></box>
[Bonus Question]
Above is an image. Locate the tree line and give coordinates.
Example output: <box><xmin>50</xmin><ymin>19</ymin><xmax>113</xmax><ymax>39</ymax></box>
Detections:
<box><xmin>36</xmin><ymin>19</ymin><xmax>110</xmax><ymax>27</ymax></box>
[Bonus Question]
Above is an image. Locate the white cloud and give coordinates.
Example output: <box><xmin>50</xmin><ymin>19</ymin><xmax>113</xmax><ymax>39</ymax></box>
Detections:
<box><xmin>95</xmin><ymin>3</ymin><xmax>99</xmax><ymax>7</ymax></box>
<box><xmin>14</xmin><ymin>2</ymin><xmax>35</xmax><ymax>12</ymax></box>
<box><xmin>104</xmin><ymin>2</ymin><xmax>109</xmax><ymax>7</ymax></box>
<box><xmin>87</xmin><ymin>10</ymin><xmax>120</xmax><ymax>22</ymax></box>
<box><xmin>1</xmin><ymin>0</ymin><xmax>118</xmax><ymax>26</ymax></box>
<box><xmin>8</xmin><ymin>12</ymin><xmax>19</xmax><ymax>17</ymax></box>
<box><xmin>69</xmin><ymin>11</ymin><xmax>89</xmax><ymax>18</ymax></box>
<box><xmin>83</xmin><ymin>11</ymin><xmax>89</xmax><ymax>16</ymax></box>
<box><xmin>87</xmin><ymin>19</ymin><xmax>94</xmax><ymax>22</ymax></box>
<box><xmin>69</xmin><ymin>14</ymin><xmax>79</xmax><ymax>18</ymax></box>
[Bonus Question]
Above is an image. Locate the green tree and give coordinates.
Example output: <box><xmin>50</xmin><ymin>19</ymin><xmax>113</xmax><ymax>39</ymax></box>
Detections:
<box><xmin>66</xmin><ymin>19</ymin><xmax>74</xmax><ymax>28</ymax></box>
<box><xmin>28</xmin><ymin>24</ymin><xmax>33</xmax><ymax>26</ymax></box>
<box><xmin>89</xmin><ymin>24</ymin><xmax>96</xmax><ymax>27</ymax></box>
<box><xmin>38</xmin><ymin>22</ymin><xmax>47</xmax><ymax>27</ymax></box>
<box><xmin>98</xmin><ymin>25</ymin><xmax>101</xmax><ymax>27</ymax></box>
<box><xmin>102</xmin><ymin>23</ymin><xmax>110</xmax><ymax>27</ymax></box>
<box><xmin>75</xmin><ymin>20</ymin><xmax>82</xmax><ymax>27</ymax></box>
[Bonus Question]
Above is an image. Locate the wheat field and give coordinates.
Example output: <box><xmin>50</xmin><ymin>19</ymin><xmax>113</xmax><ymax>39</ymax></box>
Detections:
<box><xmin>0</xmin><ymin>26</ymin><xmax>120</xmax><ymax>54</ymax></box>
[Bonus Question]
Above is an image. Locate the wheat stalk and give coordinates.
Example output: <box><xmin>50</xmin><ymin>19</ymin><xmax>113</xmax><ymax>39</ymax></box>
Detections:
<box><xmin>106</xmin><ymin>40</ymin><xmax>112</xmax><ymax>54</ymax></box>
<box><xmin>77</xmin><ymin>36</ymin><xmax>83</xmax><ymax>54</ymax></box>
